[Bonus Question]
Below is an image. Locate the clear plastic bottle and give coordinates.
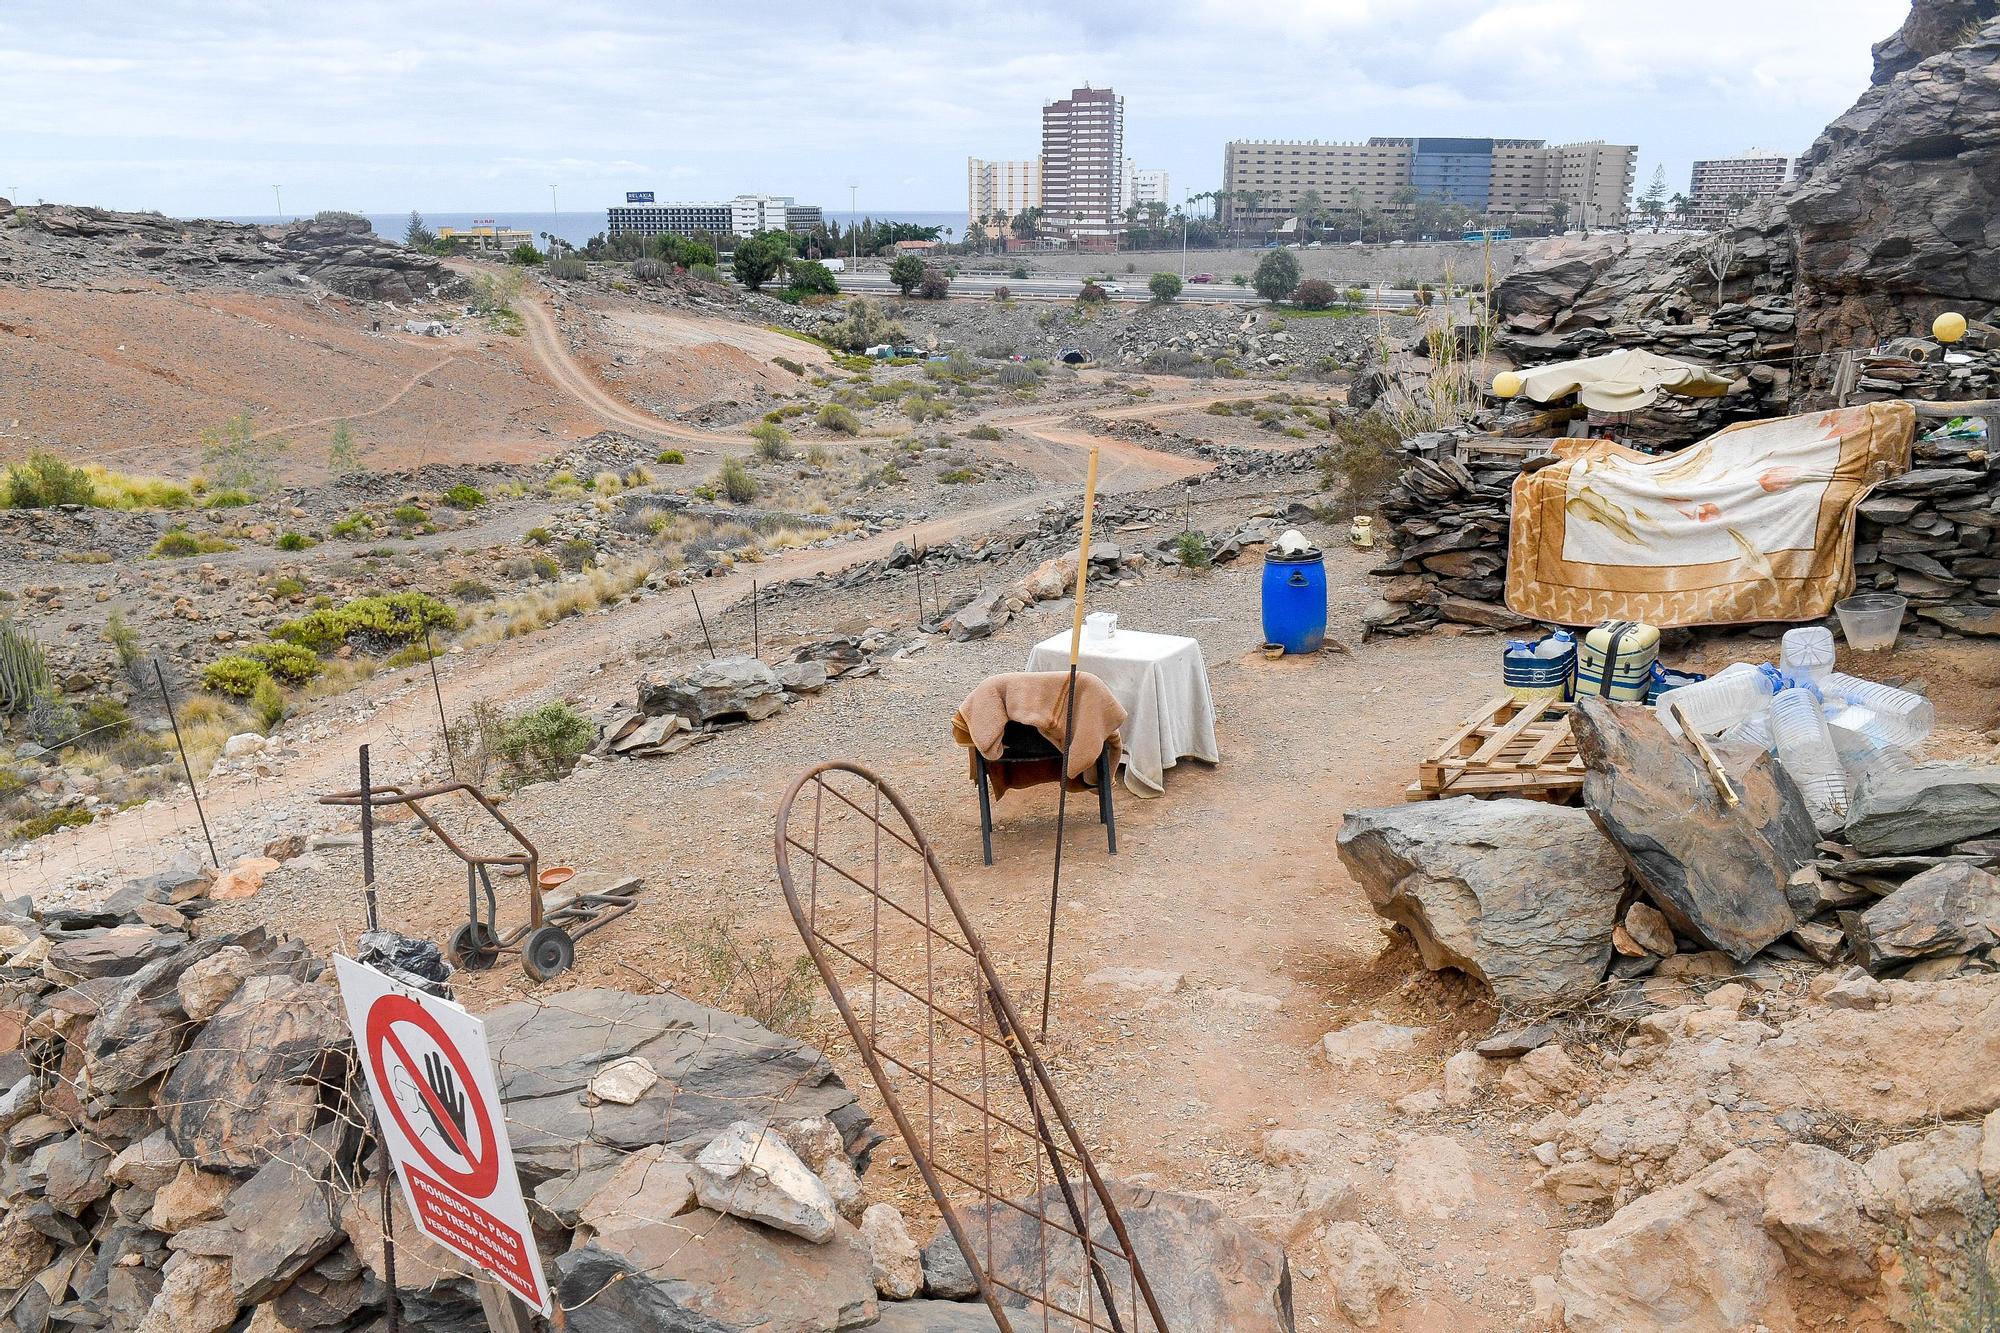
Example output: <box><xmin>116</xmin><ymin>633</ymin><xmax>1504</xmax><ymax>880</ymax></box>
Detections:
<box><xmin>1779</xmin><ymin>626</ymin><xmax>1837</xmax><ymax>683</ymax></box>
<box><xmin>1821</xmin><ymin>673</ymin><xmax>1934</xmax><ymax>748</ymax></box>
<box><xmin>1720</xmin><ymin>707</ymin><xmax>1775</xmax><ymax>752</ymax></box>
<box><xmin>1828</xmin><ymin>723</ymin><xmax>1914</xmax><ymax>796</ymax></box>
<box><xmin>1656</xmin><ymin>662</ymin><xmax>1775</xmax><ymax>737</ymax></box>
<box><xmin>1770</xmin><ymin>687</ymin><xmax>1849</xmax><ymax>826</ymax></box>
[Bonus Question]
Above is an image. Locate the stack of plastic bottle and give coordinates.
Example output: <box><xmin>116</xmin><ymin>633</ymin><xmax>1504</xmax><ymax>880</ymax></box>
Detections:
<box><xmin>1654</xmin><ymin>627</ymin><xmax>1931</xmax><ymax>831</ymax></box>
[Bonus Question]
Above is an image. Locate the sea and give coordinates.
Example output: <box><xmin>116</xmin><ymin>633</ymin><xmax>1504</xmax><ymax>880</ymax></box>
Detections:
<box><xmin>224</xmin><ymin>209</ymin><xmax>970</xmax><ymax>249</ymax></box>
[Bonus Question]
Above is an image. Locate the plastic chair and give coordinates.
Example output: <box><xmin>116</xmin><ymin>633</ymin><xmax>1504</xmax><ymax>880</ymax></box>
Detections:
<box><xmin>974</xmin><ymin>720</ymin><xmax>1116</xmax><ymax>865</ymax></box>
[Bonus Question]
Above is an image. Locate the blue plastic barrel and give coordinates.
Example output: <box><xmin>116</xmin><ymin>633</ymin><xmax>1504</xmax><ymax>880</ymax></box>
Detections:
<box><xmin>1262</xmin><ymin>548</ymin><xmax>1327</xmax><ymax>654</ymax></box>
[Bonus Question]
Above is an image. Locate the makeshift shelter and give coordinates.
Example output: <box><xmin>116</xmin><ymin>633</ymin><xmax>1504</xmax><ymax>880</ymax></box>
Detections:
<box><xmin>1512</xmin><ymin>349</ymin><xmax>1733</xmax><ymax>414</ymax></box>
<box><xmin>1504</xmin><ymin>401</ymin><xmax>1915</xmax><ymax>627</ymax></box>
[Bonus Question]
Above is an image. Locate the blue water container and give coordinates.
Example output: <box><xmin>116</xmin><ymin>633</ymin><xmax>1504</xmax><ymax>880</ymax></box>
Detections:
<box><xmin>1262</xmin><ymin>548</ymin><xmax>1327</xmax><ymax>654</ymax></box>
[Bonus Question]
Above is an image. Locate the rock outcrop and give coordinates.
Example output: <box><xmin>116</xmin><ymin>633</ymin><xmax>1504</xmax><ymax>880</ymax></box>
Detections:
<box><xmin>0</xmin><ymin>205</ymin><xmax>466</xmax><ymax>303</ymax></box>
<box><xmin>1336</xmin><ymin>797</ymin><xmax>1628</xmax><ymax>1006</ymax></box>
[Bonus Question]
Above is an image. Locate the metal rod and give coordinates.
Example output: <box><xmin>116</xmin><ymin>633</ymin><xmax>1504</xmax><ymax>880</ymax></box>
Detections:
<box><xmin>423</xmin><ymin>624</ymin><xmax>452</xmax><ymax>771</ymax></box>
<box><xmin>379</xmin><ymin>1136</ymin><xmax>399</xmax><ymax>1333</ymax></box>
<box><xmin>359</xmin><ymin>745</ymin><xmax>379</xmax><ymax>932</ymax></box>
<box><xmin>992</xmin><ymin>990</ymin><xmax>1128</xmax><ymax>1333</ymax></box>
<box><xmin>752</xmin><ymin>580</ymin><xmax>760</xmax><ymax>659</ymax></box>
<box><xmin>152</xmin><ymin>657</ymin><xmax>218</xmax><ymax>867</ymax></box>
<box><xmin>1042</xmin><ymin>446</ymin><xmax>1101</xmax><ymax>1039</ymax></box>
<box><xmin>690</xmin><ymin>589</ymin><xmax>716</xmax><ymax>659</ymax></box>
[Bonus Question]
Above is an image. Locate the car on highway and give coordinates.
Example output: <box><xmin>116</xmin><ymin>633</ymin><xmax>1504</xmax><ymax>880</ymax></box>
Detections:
<box><xmin>1189</xmin><ymin>273</ymin><xmax>1215</xmax><ymax>283</ymax></box>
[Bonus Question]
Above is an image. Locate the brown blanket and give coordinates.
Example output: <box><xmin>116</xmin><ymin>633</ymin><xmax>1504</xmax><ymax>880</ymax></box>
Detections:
<box><xmin>951</xmin><ymin>671</ymin><xmax>1127</xmax><ymax>798</ymax></box>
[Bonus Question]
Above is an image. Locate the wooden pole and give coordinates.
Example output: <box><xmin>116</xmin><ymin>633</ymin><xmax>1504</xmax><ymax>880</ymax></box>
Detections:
<box><xmin>1040</xmin><ymin>447</ymin><xmax>1101</xmax><ymax>1039</ymax></box>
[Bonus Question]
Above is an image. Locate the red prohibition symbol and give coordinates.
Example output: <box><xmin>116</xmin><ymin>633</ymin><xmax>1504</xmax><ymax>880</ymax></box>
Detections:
<box><xmin>365</xmin><ymin>993</ymin><xmax>501</xmax><ymax>1198</ymax></box>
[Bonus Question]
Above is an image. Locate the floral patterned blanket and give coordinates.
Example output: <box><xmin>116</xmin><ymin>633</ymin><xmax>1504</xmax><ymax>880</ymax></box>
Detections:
<box><xmin>1505</xmin><ymin>402</ymin><xmax>1914</xmax><ymax>627</ymax></box>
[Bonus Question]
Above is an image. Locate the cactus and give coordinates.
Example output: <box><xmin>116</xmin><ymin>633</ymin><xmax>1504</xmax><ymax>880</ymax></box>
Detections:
<box><xmin>0</xmin><ymin>620</ymin><xmax>55</xmax><ymax>717</ymax></box>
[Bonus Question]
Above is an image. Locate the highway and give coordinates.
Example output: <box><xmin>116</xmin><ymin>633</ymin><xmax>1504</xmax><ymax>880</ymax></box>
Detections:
<box><xmin>832</xmin><ymin>270</ymin><xmax>1422</xmax><ymax>307</ymax></box>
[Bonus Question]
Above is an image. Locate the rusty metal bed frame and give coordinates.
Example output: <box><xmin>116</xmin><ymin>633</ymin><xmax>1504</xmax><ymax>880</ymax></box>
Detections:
<box><xmin>774</xmin><ymin>760</ymin><xmax>1168</xmax><ymax>1332</ymax></box>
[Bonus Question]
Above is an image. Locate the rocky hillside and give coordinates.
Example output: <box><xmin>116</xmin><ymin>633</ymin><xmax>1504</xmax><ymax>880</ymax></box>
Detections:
<box><xmin>1495</xmin><ymin>0</ymin><xmax>2000</xmax><ymax>407</ymax></box>
<box><xmin>0</xmin><ymin>203</ymin><xmax>465</xmax><ymax>304</ymax></box>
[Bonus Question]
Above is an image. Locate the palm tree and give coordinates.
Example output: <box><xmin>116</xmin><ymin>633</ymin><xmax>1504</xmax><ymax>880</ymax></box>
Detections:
<box><xmin>1296</xmin><ymin>189</ymin><xmax>1325</xmax><ymax>246</ymax></box>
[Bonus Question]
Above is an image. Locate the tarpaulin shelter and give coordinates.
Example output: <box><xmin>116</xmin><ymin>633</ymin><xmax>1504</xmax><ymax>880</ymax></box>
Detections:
<box><xmin>1514</xmin><ymin>349</ymin><xmax>1733</xmax><ymax>413</ymax></box>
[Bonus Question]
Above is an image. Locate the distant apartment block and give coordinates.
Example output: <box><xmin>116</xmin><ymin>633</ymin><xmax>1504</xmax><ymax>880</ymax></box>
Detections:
<box><xmin>435</xmin><ymin>225</ymin><xmax>533</xmax><ymax>252</ymax></box>
<box><xmin>1688</xmin><ymin>149</ymin><xmax>1790</xmax><ymax>226</ymax></box>
<box><xmin>1219</xmin><ymin>136</ymin><xmax>1636</xmax><ymax>233</ymax></box>
<box><xmin>1042</xmin><ymin>86</ymin><xmax>1125</xmax><ymax>249</ymax></box>
<box><xmin>967</xmin><ymin>157</ymin><xmax>1042</xmax><ymax>226</ymax></box>
<box><xmin>606</xmin><ymin>194</ymin><xmax>820</xmax><ymax>241</ymax></box>
<box><xmin>1125</xmin><ymin>163</ymin><xmax>1170</xmax><ymax>208</ymax></box>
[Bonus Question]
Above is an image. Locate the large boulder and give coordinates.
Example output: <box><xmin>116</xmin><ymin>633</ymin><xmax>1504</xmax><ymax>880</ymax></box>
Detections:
<box><xmin>955</xmin><ymin>1181</ymin><xmax>1293</xmax><ymax>1332</ymax></box>
<box><xmin>159</xmin><ymin>974</ymin><xmax>347</xmax><ymax>1175</ymax></box>
<box><xmin>555</xmin><ymin>1214</ymin><xmax>878</xmax><ymax>1333</ymax></box>
<box><xmin>1336</xmin><ymin>798</ymin><xmax>1627</xmax><ymax>1007</ymax></box>
<box><xmin>1844</xmin><ymin>765</ymin><xmax>2000</xmax><ymax>854</ymax></box>
<box><xmin>693</xmin><ymin>1120</ymin><xmax>838</xmax><ymax>1244</ymax></box>
<box><xmin>1573</xmin><ymin>699</ymin><xmax>1816</xmax><ymax>962</ymax></box>
<box><xmin>1848</xmin><ymin>862</ymin><xmax>2000</xmax><ymax>971</ymax></box>
<box><xmin>484</xmin><ymin>988</ymin><xmax>872</xmax><ymax>1183</ymax></box>
<box><xmin>637</xmin><ymin>656</ymin><xmax>785</xmax><ymax>724</ymax></box>
<box><xmin>1556</xmin><ymin>1149</ymin><xmax>1793</xmax><ymax>1332</ymax></box>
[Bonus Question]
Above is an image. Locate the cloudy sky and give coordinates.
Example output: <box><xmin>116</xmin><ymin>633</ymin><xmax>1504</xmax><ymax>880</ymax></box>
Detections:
<box><xmin>2</xmin><ymin>0</ymin><xmax>1908</xmax><ymax>220</ymax></box>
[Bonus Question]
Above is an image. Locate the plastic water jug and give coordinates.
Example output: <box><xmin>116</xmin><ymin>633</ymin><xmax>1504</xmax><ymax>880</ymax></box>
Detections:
<box><xmin>1721</xmin><ymin>707</ymin><xmax>1776</xmax><ymax>752</ymax></box>
<box><xmin>1828</xmin><ymin>724</ymin><xmax>1914</xmax><ymax>795</ymax></box>
<box><xmin>1771</xmin><ymin>687</ymin><xmax>1849</xmax><ymax>827</ymax></box>
<box><xmin>1779</xmin><ymin>626</ymin><xmax>1837</xmax><ymax>683</ymax></box>
<box><xmin>1822</xmin><ymin>673</ymin><xmax>1934</xmax><ymax>748</ymax></box>
<box><xmin>1656</xmin><ymin>663</ymin><xmax>1775</xmax><ymax>737</ymax></box>
<box><xmin>1503</xmin><ymin>631</ymin><xmax>1576</xmax><ymax>703</ymax></box>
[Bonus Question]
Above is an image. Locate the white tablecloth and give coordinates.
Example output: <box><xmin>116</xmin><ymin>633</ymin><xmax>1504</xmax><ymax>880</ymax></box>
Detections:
<box><xmin>1025</xmin><ymin>629</ymin><xmax>1219</xmax><ymax>796</ymax></box>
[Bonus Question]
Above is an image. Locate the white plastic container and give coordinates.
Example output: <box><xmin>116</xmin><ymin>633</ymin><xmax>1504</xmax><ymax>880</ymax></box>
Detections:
<box><xmin>1720</xmin><ymin>708</ymin><xmax>1775</xmax><ymax>752</ymax></box>
<box><xmin>1771</xmin><ymin>687</ymin><xmax>1849</xmax><ymax>827</ymax></box>
<box><xmin>1083</xmin><ymin>611</ymin><xmax>1118</xmax><ymax>643</ymax></box>
<box><xmin>1779</xmin><ymin>626</ymin><xmax>1837</xmax><ymax>683</ymax></box>
<box><xmin>1822</xmin><ymin>673</ymin><xmax>1933</xmax><ymax>748</ymax></box>
<box><xmin>1656</xmin><ymin>662</ymin><xmax>1773</xmax><ymax>737</ymax></box>
<box><xmin>1834</xmin><ymin>593</ymin><xmax>1907</xmax><ymax>651</ymax></box>
<box><xmin>1828</xmin><ymin>724</ymin><xmax>1914</xmax><ymax>795</ymax></box>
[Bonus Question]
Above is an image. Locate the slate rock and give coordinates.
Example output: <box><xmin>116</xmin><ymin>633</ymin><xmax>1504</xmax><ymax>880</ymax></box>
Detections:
<box><xmin>45</xmin><ymin>925</ymin><xmax>184</xmax><ymax>980</ymax></box>
<box><xmin>159</xmin><ymin>974</ymin><xmax>347</xmax><ymax>1175</ymax></box>
<box><xmin>1845</xmin><ymin>765</ymin><xmax>2000</xmax><ymax>854</ymax></box>
<box><xmin>1574</xmin><ymin>699</ymin><xmax>1816</xmax><ymax>962</ymax></box>
<box><xmin>486</xmin><ymin>988</ymin><xmax>873</xmax><ymax>1183</ymax></box>
<box><xmin>1850</xmin><ymin>863</ymin><xmax>2000</xmax><ymax>972</ymax></box>
<box><xmin>871</xmin><ymin>1300</ymin><xmax>1003</xmax><ymax>1331</ymax></box>
<box><xmin>82</xmin><ymin>937</ymin><xmax>240</xmax><ymax>1100</ymax></box>
<box><xmin>556</xmin><ymin>1214</ymin><xmax>877</xmax><ymax>1333</ymax></box>
<box><xmin>862</xmin><ymin>1202</ymin><xmax>924</xmax><ymax>1300</ymax></box>
<box><xmin>1336</xmin><ymin>798</ymin><xmax>1627</xmax><ymax>1006</ymax></box>
<box><xmin>694</xmin><ymin>1120</ymin><xmax>838</xmax><ymax>1243</ymax></box>
<box><xmin>922</xmin><ymin>1229</ymin><xmax>981</xmax><ymax>1300</ymax></box>
<box><xmin>1475</xmin><ymin>1024</ymin><xmax>1556</xmax><ymax>1059</ymax></box>
<box><xmin>956</xmin><ymin>1181</ymin><xmax>1293</xmax><ymax>1331</ymax></box>
<box><xmin>575</xmin><ymin>1144</ymin><xmax>697</xmax><ymax>1240</ymax></box>
<box><xmin>638</xmin><ymin>656</ymin><xmax>785</xmax><ymax>724</ymax></box>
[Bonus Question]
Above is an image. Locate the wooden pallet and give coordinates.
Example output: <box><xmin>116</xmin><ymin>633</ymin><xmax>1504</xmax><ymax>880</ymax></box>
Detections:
<box><xmin>1406</xmin><ymin>695</ymin><xmax>1585</xmax><ymax>803</ymax></box>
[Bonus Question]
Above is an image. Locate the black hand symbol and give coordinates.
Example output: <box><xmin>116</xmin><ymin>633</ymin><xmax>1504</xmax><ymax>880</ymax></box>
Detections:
<box><xmin>421</xmin><ymin>1051</ymin><xmax>468</xmax><ymax>1145</ymax></box>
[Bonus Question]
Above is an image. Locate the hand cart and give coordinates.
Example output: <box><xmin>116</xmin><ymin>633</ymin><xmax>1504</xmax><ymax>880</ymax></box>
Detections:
<box><xmin>319</xmin><ymin>780</ymin><xmax>641</xmax><ymax>981</ymax></box>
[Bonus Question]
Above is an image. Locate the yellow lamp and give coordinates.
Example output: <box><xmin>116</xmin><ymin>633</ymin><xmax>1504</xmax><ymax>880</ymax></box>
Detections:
<box><xmin>1492</xmin><ymin>370</ymin><xmax>1524</xmax><ymax>399</ymax></box>
<box><xmin>1933</xmin><ymin>311</ymin><xmax>1968</xmax><ymax>344</ymax></box>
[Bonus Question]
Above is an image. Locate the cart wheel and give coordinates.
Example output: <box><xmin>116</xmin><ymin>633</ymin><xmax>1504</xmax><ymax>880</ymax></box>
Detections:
<box><xmin>522</xmin><ymin>926</ymin><xmax>575</xmax><ymax>981</ymax></box>
<box><xmin>448</xmin><ymin>922</ymin><xmax>501</xmax><ymax>971</ymax></box>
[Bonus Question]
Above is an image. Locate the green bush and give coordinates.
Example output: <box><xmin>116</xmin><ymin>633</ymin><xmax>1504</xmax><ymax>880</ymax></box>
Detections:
<box><xmin>266</xmin><ymin>575</ymin><xmax>306</xmax><ymax>599</ymax></box>
<box><xmin>531</xmin><ymin>555</ymin><xmax>561</xmax><ymax>580</ymax></box>
<box><xmin>717</xmin><ymin>457</ymin><xmax>758</xmax><ymax>503</ymax></box>
<box><xmin>391</xmin><ymin>504</ymin><xmax>427</xmax><ymax>528</ymax></box>
<box><xmin>656</xmin><ymin>449</ymin><xmax>686</xmax><ymax>465</ymax></box>
<box><xmin>441</xmin><ymin>484</ymin><xmax>486</xmax><ymax>509</ymax></box>
<box><xmin>493</xmin><ymin>702</ymin><xmax>596</xmax><ymax>785</ymax></box>
<box><xmin>244</xmin><ymin>641</ymin><xmax>321</xmax><ymax>684</ymax></box>
<box><xmin>966</xmin><ymin>423</ymin><xmax>1002</xmax><ymax>441</ymax></box>
<box><xmin>4</xmin><ymin>452</ymin><xmax>94</xmax><ymax>508</ymax></box>
<box><xmin>816</xmin><ymin>403</ymin><xmax>861</xmax><ymax>436</ymax></box>
<box><xmin>275</xmin><ymin>531</ymin><xmax>314</xmax><ymax>551</ymax></box>
<box><xmin>331</xmin><ymin>513</ymin><xmax>373</xmax><ymax>539</ymax></box>
<box><xmin>1010</xmin><ymin>266</ymin><xmax>1029</xmax><ymax>280</ymax></box>
<box><xmin>1254</xmin><ymin>249</ymin><xmax>1301</xmax><ymax>303</ymax></box>
<box><xmin>1294</xmin><ymin>279</ymin><xmax>1338</xmax><ymax>310</ymax></box>
<box><xmin>271</xmin><ymin>592</ymin><xmax>456</xmax><ymax>653</ymax></box>
<box><xmin>558</xmin><ymin>538</ymin><xmax>596</xmax><ymax>572</ymax></box>
<box><xmin>939</xmin><ymin>467</ymin><xmax>980</xmax><ymax>484</ymax></box>
<box><xmin>751</xmin><ymin>421</ymin><xmax>793</xmax><ymax>460</ymax></box>
<box><xmin>449</xmin><ymin>578</ymin><xmax>494</xmax><ymax>602</ymax></box>
<box><xmin>546</xmin><ymin>255</ymin><xmax>587</xmax><ymax>281</ymax></box>
<box><xmin>251</xmin><ymin>676</ymin><xmax>286</xmax><ymax>730</ymax></box>
<box><xmin>12</xmin><ymin>806</ymin><xmax>93</xmax><ymax>841</ymax></box>
<box><xmin>1174</xmin><ymin>531</ymin><xmax>1213</xmax><ymax>570</ymax></box>
<box><xmin>525</xmin><ymin>526</ymin><xmax>552</xmax><ymax>545</ymax></box>
<box><xmin>508</xmin><ymin>242</ymin><xmax>543</xmax><ymax>266</ymax></box>
<box><xmin>150</xmin><ymin>528</ymin><xmax>236</xmax><ymax>558</ymax></box>
<box><xmin>201</xmin><ymin>654</ymin><xmax>271</xmax><ymax>698</ymax></box>
<box><xmin>1149</xmin><ymin>272</ymin><xmax>1183</xmax><ymax>304</ymax></box>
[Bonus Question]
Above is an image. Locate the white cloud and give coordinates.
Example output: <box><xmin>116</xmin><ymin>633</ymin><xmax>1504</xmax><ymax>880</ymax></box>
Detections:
<box><xmin>0</xmin><ymin>0</ymin><xmax>1910</xmax><ymax>216</ymax></box>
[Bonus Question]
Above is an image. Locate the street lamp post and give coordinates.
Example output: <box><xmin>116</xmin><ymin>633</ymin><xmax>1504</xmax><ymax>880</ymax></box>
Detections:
<box><xmin>272</xmin><ymin>185</ymin><xmax>284</xmax><ymax>222</ymax></box>
<box><xmin>1180</xmin><ymin>192</ymin><xmax>1189</xmax><ymax>280</ymax></box>
<box><xmin>549</xmin><ymin>184</ymin><xmax>558</xmax><ymax>252</ymax></box>
<box><xmin>848</xmin><ymin>179</ymin><xmax>859</xmax><ymax>264</ymax></box>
